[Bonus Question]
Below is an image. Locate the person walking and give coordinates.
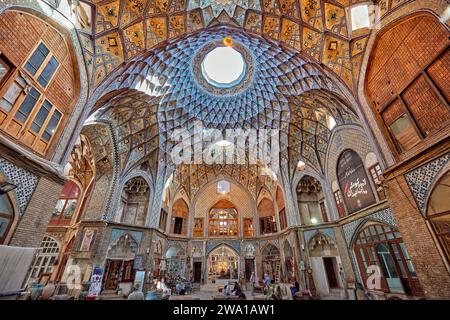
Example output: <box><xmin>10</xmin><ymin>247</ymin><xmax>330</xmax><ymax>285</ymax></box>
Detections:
<box><xmin>128</xmin><ymin>284</ymin><xmax>144</xmax><ymax>300</ymax></box>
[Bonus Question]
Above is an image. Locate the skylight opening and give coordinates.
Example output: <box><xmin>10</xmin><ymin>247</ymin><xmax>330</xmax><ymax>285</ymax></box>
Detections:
<box><xmin>217</xmin><ymin>180</ymin><xmax>230</xmax><ymax>194</ymax></box>
<box><xmin>201</xmin><ymin>46</ymin><xmax>246</xmax><ymax>88</ymax></box>
<box><xmin>297</xmin><ymin>160</ymin><xmax>306</xmax><ymax>171</ymax></box>
<box><xmin>351</xmin><ymin>5</ymin><xmax>370</xmax><ymax>31</ymax></box>
<box><xmin>327</xmin><ymin>115</ymin><xmax>337</xmax><ymax>130</ymax></box>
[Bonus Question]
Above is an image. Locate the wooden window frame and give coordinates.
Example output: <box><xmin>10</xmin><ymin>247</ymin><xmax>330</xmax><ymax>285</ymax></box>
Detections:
<box><xmin>159</xmin><ymin>209</ymin><xmax>168</xmax><ymax>232</ymax></box>
<box><xmin>427</xmin><ymin>210</ymin><xmax>450</xmax><ymax>265</ymax></box>
<box><xmin>353</xmin><ymin>224</ymin><xmax>423</xmax><ymax>296</ymax></box>
<box><xmin>193</xmin><ymin>218</ymin><xmax>204</xmax><ymax>238</ymax></box>
<box><xmin>259</xmin><ymin>215</ymin><xmax>277</xmax><ymax>235</ymax></box>
<box><xmin>22</xmin><ymin>41</ymin><xmax>60</xmax><ymax>90</ymax></box>
<box><xmin>208</xmin><ymin>207</ymin><xmax>239</xmax><ymax>238</ymax></box>
<box><xmin>0</xmin><ymin>84</ymin><xmax>63</xmax><ymax>154</ymax></box>
<box><xmin>0</xmin><ymin>42</ymin><xmax>63</xmax><ymax>155</ymax></box>
<box><xmin>279</xmin><ymin>208</ymin><xmax>287</xmax><ymax>230</ymax></box>
<box><xmin>30</xmin><ymin>236</ymin><xmax>60</xmax><ymax>282</ymax></box>
<box><xmin>375</xmin><ymin>46</ymin><xmax>450</xmax><ymax>156</ymax></box>
<box><xmin>0</xmin><ymin>194</ymin><xmax>15</xmax><ymax>244</ymax></box>
<box><xmin>368</xmin><ymin>163</ymin><xmax>386</xmax><ymax>200</ymax></box>
<box><xmin>333</xmin><ymin>190</ymin><xmax>346</xmax><ymax>218</ymax></box>
<box><xmin>320</xmin><ymin>201</ymin><xmax>328</xmax><ymax>223</ymax></box>
<box><xmin>0</xmin><ymin>53</ymin><xmax>15</xmax><ymax>88</ymax></box>
<box><xmin>243</xmin><ymin>218</ymin><xmax>254</xmax><ymax>238</ymax></box>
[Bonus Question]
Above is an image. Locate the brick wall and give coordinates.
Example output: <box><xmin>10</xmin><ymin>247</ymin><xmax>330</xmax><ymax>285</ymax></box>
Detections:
<box><xmin>10</xmin><ymin>177</ymin><xmax>63</xmax><ymax>247</ymax></box>
<box><xmin>366</xmin><ymin>13</ymin><xmax>449</xmax><ymax>155</ymax></box>
<box><xmin>0</xmin><ymin>10</ymin><xmax>78</xmax><ymax>158</ymax></box>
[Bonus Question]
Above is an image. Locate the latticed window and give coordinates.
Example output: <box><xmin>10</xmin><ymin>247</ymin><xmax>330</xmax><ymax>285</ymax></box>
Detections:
<box><xmin>0</xmin><ymin>41</ymin><xmax>63</xmax><ymax>155</ymax></box>
<box><xmin>243</xmin><ymin>218</ymin><xmax>253</xmax><ymax>237</ymax></box>
<box><xmin>260</xmin><ymin>216</ymin><xmax>277</xmax><ymax>235</ymax></box>
<box><xmin>30</xmin><ymin>236</ymin><xmax>60</xmax><ymax>281</ymax></box>
<box><xmin>334</xmin><ymin>190</ymin><xmax>346</xmax><ymax>218</ymax></box>
<box><xmin>208</xmin><ymin>205</ymin><xmax>238</xmax><ymax>237</ymax></box>
<box><xmin>51</xmin><ymin>181</ymin><xmax>81</xmax><ymax>226</ymax></box>
<box><xmin>193</xmin><ymin>218</ymin><xmax>204</xmax><ymax>238</ymax></box>
<box><xmin>369</xmin><ymin>163</ymin><xmax>386</xmax><ymax>200</ymax></box>
<box><xmin>353</xmin><ymin>224</ymin><xmax>422</xmax><ymax>296</ymax></box>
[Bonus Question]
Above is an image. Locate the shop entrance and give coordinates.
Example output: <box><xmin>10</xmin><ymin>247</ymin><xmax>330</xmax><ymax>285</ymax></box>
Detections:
<box><xmin>207</xmin><ymin>245</ymin><xmax>239</xmax><ymax>283</ymax></box>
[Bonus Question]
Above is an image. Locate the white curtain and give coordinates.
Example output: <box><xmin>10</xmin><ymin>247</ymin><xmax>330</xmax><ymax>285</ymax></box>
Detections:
<box><xmin>0</xmin><ymin>245</ymin><xmax>37</xmax><ymax>293</ymax></box>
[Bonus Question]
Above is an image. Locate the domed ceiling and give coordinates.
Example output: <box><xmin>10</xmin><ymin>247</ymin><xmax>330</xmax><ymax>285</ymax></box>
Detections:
<box><xmin>91</xmin><ymin>26</ymin><xmax>359</xmax><ymax>182</ymax></box>
<box><xmin>40</xmin><ymin>0</ymin><xmax>410</xmax><ymax>193</ymax></box>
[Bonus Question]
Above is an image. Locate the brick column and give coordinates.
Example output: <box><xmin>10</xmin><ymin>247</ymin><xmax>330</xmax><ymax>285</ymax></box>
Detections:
<box><xmin>10</xmin><ymin>177</ymin><xmax>63</xmax><ymax>248</ymax></box>
<box><xmin>385</xmin><ymin>176</ymin><xmax>450</xmax><ymax>299</ymax></box>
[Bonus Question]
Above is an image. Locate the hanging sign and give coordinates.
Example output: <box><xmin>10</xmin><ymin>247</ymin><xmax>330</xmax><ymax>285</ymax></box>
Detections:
<box><xmin>337</xmin><ymin>149</ymin><xmax>376</xmax><ymax>213</ymax></box>
<box><xmin>87</xmin><ymin>266</ymin><xmax>104</xmax><ymax>298</ymax></box>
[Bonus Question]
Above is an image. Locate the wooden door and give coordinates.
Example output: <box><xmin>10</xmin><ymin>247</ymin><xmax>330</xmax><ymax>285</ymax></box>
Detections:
<box><xmin>193</xmin><ymin>262</ymin><xmax>202</xmax><ymax>283</ymax></box>
<box><xmin>105</xmin><ymin>260</ymin><xmax>122</xmax><ymax>290</ymax></box>
<box><xmin>245</xmin><ymin>259</ymin><xmax>255</xmax><ymax>281</ymax></box>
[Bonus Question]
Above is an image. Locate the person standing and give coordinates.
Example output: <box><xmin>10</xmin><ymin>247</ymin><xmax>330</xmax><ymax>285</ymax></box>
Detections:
<box><xmin>128</xmin><ymin>284</ymin><xmax>144</xmax><ymax>300</ymax></box>
<box><xmin>249</xmin><ymin>272</ymin><xmax>255</xmax><ymax>296</ymax></box>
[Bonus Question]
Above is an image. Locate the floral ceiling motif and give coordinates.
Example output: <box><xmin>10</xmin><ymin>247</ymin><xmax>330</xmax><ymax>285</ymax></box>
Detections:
<box><xmin>43</xmin><ymin>0</ymin><xmax>411</xmax><ymax>91</ymax></box>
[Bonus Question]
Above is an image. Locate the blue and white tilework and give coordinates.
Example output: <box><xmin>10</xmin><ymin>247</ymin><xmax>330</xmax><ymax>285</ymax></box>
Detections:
<box><xmin>404</xmin><ymin>153</ymin><xmax>449</xmax><ymax>215</ymax></box>
<box><xmin>0</xmin><ymin>157</ymin><xmax>39</xmax><ymax>216</ymax></box>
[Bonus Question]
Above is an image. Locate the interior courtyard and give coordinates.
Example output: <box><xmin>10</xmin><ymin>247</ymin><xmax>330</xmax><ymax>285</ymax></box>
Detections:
<box><xmin>0</xmin><ymin>0</ymin><xmax>449</xmax><ymax>300</ymax></box>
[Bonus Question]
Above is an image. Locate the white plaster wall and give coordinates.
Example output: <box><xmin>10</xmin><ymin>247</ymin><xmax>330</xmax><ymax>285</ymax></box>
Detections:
<box><xmin>310</xmin><ymin>257</ymin><xmax>330</xmax><ymax>295</ymax></box>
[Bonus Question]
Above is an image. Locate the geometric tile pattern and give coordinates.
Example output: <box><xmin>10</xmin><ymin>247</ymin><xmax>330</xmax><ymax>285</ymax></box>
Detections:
<box><xmin>206</xmin><ymin>240</ymin><xmax>241</xmax><ymax>255</ymax></box>
<box><xmin>0</xmin><ymin>157</ymin><xmax>39</xmax><ymax>216</ymax></box>
<box><xmin>404</xmin><ymin>153</ymin><xmax>449</xmax><ymax>215</ymax></box>
<box><xmin>109</xmin><ymin>228</ymin><xmax>143</xmax><ymax>246</ymax></box>
<box><xmin>166</xmin><ymin>239</ymin><xmax>189</xmax><ymax>254</ymax></box>
<box><xmin>96</xmin><ymin>27</ymin><xmax>359</xmax><ymax>180</ymax></box>
<box><xmin>304</xmin><ymin>227</ymin><xmax>335</xmax><ymax>244</ymax></box>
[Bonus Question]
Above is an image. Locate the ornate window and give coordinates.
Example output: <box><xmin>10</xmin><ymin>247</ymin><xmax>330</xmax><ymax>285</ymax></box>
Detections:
<box><xmin>193</xmin><ymin>218</ymin><xmax>204</xmax><ymax>238</ymax></box>
<box><xmin>171</xmin><ymin>199</ymin><xmax>189</xmax><ymax>236</ymax></box>
<box><xmin>334</xmin><ymin>190</ymin><xmax>346</xmax><ymax>218</ymax></box>
<box><xmin>51</xmin><ymin>181</ymin><xmax>81</xmax><ymax>225</ymax></box>
<box><xmin>243</xmin><ymin>218</ymin><xmax>254</xmax><ymax>237</ymax></box>
<box><xmin>159</xmin><ymin>209</ymin><xmax>168</xmax><ymax>231</ymax></box>
<box><xmin>30</xmin><ymin>236</ymin><xmax>60</xmax><ymax>282</ymax></box>
<box><xmin>353</xmin><ymin>224</ymin><xmax>423</xmax><ymax>296</ymax></box>
<box><xmin>24</xmin><ymin>42</ymin><xmax>59</xmax><ymax>88</ymax></box>
<box><xmin>0</xmin><ymin>13</ymin><xmax>75</xmax><ymax>156</ymax></box>
<box><xmin>368</xmin><ymin>163</ymin><xmax>386</xmax><ymax>200</ymax></box>
<box><xmin>0</xmin><ymin>193</ymin><xmax>15</xmax><ymax>244</ymax></box>
<box><xmin>260</xmin><ymin>216</ymin><xmax>277</xmax><ymax>234</ymax></box>
<box><xmin>366</xmin><ymin>14</ymin><xmax>449</xmax><ymax>155</ymax></box>
<box><xmin>208</xmin><ymin>200</ymin><xmax>238</xmax><ymax>237</ymax></box>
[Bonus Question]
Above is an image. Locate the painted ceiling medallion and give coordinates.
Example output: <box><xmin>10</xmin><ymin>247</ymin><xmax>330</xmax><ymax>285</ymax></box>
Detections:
<box><xmin>188</xmin><ymin>0</ymin><xmax>261</xmax><ymax>26</ymax></box>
